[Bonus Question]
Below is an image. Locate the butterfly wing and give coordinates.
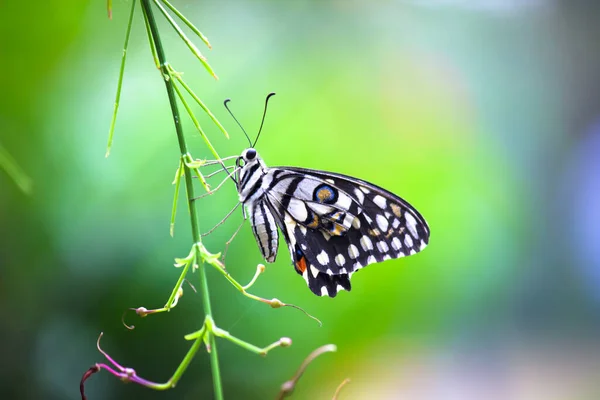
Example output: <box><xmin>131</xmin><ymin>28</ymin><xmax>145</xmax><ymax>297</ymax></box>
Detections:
<box><xmin>264</xmin><ymin>167</ymin><xmax>430</xmax><ymax>297</ymax></box>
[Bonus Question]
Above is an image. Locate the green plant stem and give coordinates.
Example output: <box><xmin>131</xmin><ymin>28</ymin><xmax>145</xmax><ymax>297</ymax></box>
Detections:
<box><xmin>106</xmin><ymin>0</ymin><xmax>136</xmax><ymax>157</ymax></box>
<box><xmin>148</xmin><ymin>330</ymin><xmax>206</xmax><ymax>390</ymax></box>
<box><xmin>140</xmin><ymin>1</ymin><xmax>223</xmax><ymax>399</ymax></box>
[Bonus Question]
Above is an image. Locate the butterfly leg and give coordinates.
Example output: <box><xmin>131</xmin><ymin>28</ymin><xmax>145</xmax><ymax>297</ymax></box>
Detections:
<box><xmin>202</xmin><ymin>165</ymin><xmax>236</xmax><ymax>179</ymax></box>
<box><xmin>222</xmin><ymin>218</ymin><xmax>247</xmax><ymax>261</ymax></box>
<box><xmin>194</xmin><ymin>155</ymin><xmax>239</xmax><ymax>167</ymax></box>
<box><xmin>201</xmin><ymin>202</ymin><xmax>241</xmax><ymax>237</ymax></box>
<box><xmin>193</xmin><ymin>167</ymin><xmax>238</xmax><ymax>200</ymax></box>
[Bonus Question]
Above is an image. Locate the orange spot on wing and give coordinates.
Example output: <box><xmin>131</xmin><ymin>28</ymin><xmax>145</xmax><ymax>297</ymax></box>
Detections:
<box><xmin>331</xmin><ymin>223</ymin><xmax>345</xmax><ymax>236</ymax></box>
<box><xmin>317</xmin><ymin>188</ymin><xmax>332</xmax><ymax>202</ymax></box>
<box><xmin>306</xmin><ymin>213</ymin><xmax>319</xmax><ymax>229</ymax></box>
<box><xmin>296</xmin><ymin>256</ymin><xmax>307</xmax><ymax>274</ymax></box>
<box><xmin>390</xmin><ymin>203</ymin><xmax>402</xmax><ymax>218</ymax></box>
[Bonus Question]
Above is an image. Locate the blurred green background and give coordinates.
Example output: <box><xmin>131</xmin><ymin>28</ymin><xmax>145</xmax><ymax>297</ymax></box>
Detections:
<box><xmin>2</xmin><ymin>1</ymin><xmax>600</xmax><ymax>399</ymax></box>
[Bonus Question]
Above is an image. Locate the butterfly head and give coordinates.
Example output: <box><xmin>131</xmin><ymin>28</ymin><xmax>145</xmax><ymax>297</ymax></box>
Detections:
<box><xmin>235</xmin><ymin>148</ymin><xmax>267</xmax><ymax>196</ymax></box>
<box><xmin>236</xmin><ymin>147</ymin><xmax>262</xmax><ymax>169</ymax></box>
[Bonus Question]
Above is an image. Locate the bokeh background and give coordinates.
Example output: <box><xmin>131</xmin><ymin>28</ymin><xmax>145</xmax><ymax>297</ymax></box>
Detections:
<box><xmin>2</xmin><ymin>0</ymin><xmax>600</xmax><ymax>399</ymax></box>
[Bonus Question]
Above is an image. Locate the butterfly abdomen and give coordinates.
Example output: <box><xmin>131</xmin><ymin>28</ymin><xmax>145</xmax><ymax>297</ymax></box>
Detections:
<box><xmin>248</xmin><ymin>202</ymin><xmax>279</xmax><ymax>263</ymax></box>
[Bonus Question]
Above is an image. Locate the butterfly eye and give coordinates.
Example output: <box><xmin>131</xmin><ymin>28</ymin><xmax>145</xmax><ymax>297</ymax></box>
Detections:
<box><xmin>246</xmin><ymin>149</ymin><xmax>257</xmax><ymax>160</ymax></box>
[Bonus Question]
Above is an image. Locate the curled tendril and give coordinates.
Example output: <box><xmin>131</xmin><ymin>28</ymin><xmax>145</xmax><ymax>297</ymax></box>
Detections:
<box><xmin>276</xmin><ymin>344</ymin><xmax>338</xmax><ymax>400</ymax></box>
<box><xmin>121</xmin><ymin>309</ymin><xmax>136</xmax><ymax>330</ymax></box>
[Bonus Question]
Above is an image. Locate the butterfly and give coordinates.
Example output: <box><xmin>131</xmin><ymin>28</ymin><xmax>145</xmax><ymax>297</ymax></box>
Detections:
<box><xmin>218</xmin><ymin>93</ymin><xmax>430</xmax><ymax>297</ymax></box>
<box><xmin>234</xmin><ymin>147</ymin><xmax>430</xmax><ymax>297</ymax></box>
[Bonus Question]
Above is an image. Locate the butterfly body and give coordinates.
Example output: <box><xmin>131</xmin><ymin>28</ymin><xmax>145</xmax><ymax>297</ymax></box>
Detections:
<box><xmin>235</xmin><ymin>147</ymin><xmax>430</xmax><ymax>297</ymax></box>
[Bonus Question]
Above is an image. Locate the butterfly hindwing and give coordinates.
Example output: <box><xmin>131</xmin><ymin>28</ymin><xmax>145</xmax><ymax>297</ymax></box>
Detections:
<box><xmin>277</xmin><ymin>212</ymin><xmax>353</xmax><ymax>297</ymax></box>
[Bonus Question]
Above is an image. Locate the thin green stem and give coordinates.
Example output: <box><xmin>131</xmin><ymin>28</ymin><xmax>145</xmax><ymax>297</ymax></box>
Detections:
<box><xmin>164</xmin><ymin>328</ymin><xmax>206</xmax><ymax>388</ymax></box>
<box><xmin>171</xmin><ymin>66</ymin><xmax>229</xmax><ymax>139</ymax></box>
<box><xmin>106</xmin><ymin>0</ymin><xmax>136</xmax><ymax>157</ymax></box>
<box><xmin>151</xmin><ymin>0</ymin><xmax>217</xmax><ymax>79</ymax></box>
<box><xmin>0</xmin><ymin>143</ymin><xmax>32</xmax><ymax>194</ymax></box>
<box><xmin>170</xmin><ymin>158</ymin><xmax>184</xmax><ymax>237</ymax></box>
<box><xmin>139</xmin><ymin>329</ymin><xmax>206</xmax><ymax>390</ymax></box>
<box><xmin>159</xmin><ymin>0</ymin><xmax>212</xmax><ymax>49</ymax></box>
<box><xmin>141</xmin><ymin>2</ymin><xmax>160</xmax><ymax>69</ymax></box>
<box><xmin>140</xmin><ymin>1</ymin><xmax>223</xmax><ymax>399</ymax></box>
<box><xmin>212</xmin><ymin>326</ymin><xmax>290</xmax><ymax>356</ymax></box>
<box><xmin>164</xmin><ymin>246</ymin><xmax>195</xmax><ymax>309</ymax></box>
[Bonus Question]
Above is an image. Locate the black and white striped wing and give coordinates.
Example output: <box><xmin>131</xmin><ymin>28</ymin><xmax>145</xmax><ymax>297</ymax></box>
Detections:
<box><xmin>264</xmin><ymin>167</ymin><xmax>430</xmax><ymax>297</ymax></box>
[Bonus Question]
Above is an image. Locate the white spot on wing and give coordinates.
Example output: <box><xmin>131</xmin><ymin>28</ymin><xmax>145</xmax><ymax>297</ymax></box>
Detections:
<box><xmin>326</xmin><ymin>268</ymin><xmax>333</xmax><ymax>275</ymax></box>
<box><xmin>404</xmin><ymin>234</ymin><xmax>413</xmax><ymax>248</ymax></box>
<box><xmin>336</xmin><ymin>193</ymin><xmax>352</xmax><ymax>210</ymax></box>
<box><xmin>299</xmin><ymin>225</ymin><xmax>307</xmax><ymax>235</ymax></box>
<box><xmin>405</xmin><ymin>213</ymin><xmax>418</xmax><ymax>238</ymax></box>
<box><xmin>284</xmin><ymin>212</ymin><xmax>295</xmax><ymax>223</ymax></box>
<box><xmin>373</xmin><ymin>195</ymin><xmax>387</xmax><ymax>209</ymax></box>
<box><xmin>376</xmin><ymin>241</ymin><xmax>389</xmax><ymax>253</ymax></box>
<box><xmin>359</xmin><ymin>186</ymin><xmax>371</xmax><ymax>194</ymax></box>
<box><xmin>336</xmin><ymin>284</ymin><xmax>345</xmax><ymax>292</ymax></box>
<box><xmin>335</xmin><ymin>254</ymin><xmax>345</xmax><ymax>267</ymax></box>
<box><xmin>293</xmin><ymin>178</ymin><xmax>321</xmax><ymax>199</ymax></box>
<box><xmin>376</xmin><ymin>214</ymin><xmax>389</xmax><ymax>231</ymax></box>
<box><xmin>288</xmin><ymin>197</ymin><xmax>308</xmax><ymax>222</ymax></box>
<box><xmin>392</xmin><ymin>237</ymin><xmax>402</xmax><ymax>251</ymax></box>
<box><xmin>392</xmin><ymin>218</ymin><xmax>401</xmax><ymax>229</ymax></box>
<box><xmin>383</xmin><ymin>255</ymin><xmax>392</xmax><ymax>260</ymax></box>
<box><xmin>420</xmin><ymin>240</ymin><xmax>427</xmax><ymax>250</ymax></box>
<box><xmin>354</xmin><ymin>188</ymin><xmax>365</xmax><ymax>204</ymax></box>
<box><xmin>316</xmin><ymin>250</ymin><xmax>329</xmax><ymax>265</ymax></box>
<box><xmin>352</xmin><ymin>217</ymin><xmax>361</xmax><ymax>229</ymax></box>
<box><xmin>360</xmin><ymin>235</ymin><xmax>373</xmax><ymax>251</ymax></box>
<box><xmin>310</xmin><ymin>265</ymin><xmax>319</xmax><ymax>278</ymax></box>
<box><xmin>320</xmin><ymin>286</ymin><xmax>329</xmax><ymax>296</ymax></box>
<box><xmin>307</xmin><ymin>202</ymin><xmax>335</xmax><ymax>216</ymax></box>
<box><xmin>339</xmin><ymin>267</ymin><xmax>348</xmax><ymax>274</ymax></box>
<box><xmin>348</xmin><ymin>244</ymin><xmax>360</xmax><ymax>259</ymax></box>
<box><xmin>342</xmin><ymin>214</ymin><xmax>355</xmax><ymax>229</ymax></box>
<box><xmin>367</xmin><ymin>255</ymin><xmax>376</xmax><ymax>265</ymax></box>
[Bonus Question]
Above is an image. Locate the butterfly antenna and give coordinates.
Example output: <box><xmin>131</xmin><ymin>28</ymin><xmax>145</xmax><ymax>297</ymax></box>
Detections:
<box><xmin>253</xmin><ymin>92</ymin><xmax>276</xmax><ymax>148</ymax></box>
<box><xmin>224</xmin><ymin>98</ymin><xmax>252</xmax><ymax>147</ymax></box>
